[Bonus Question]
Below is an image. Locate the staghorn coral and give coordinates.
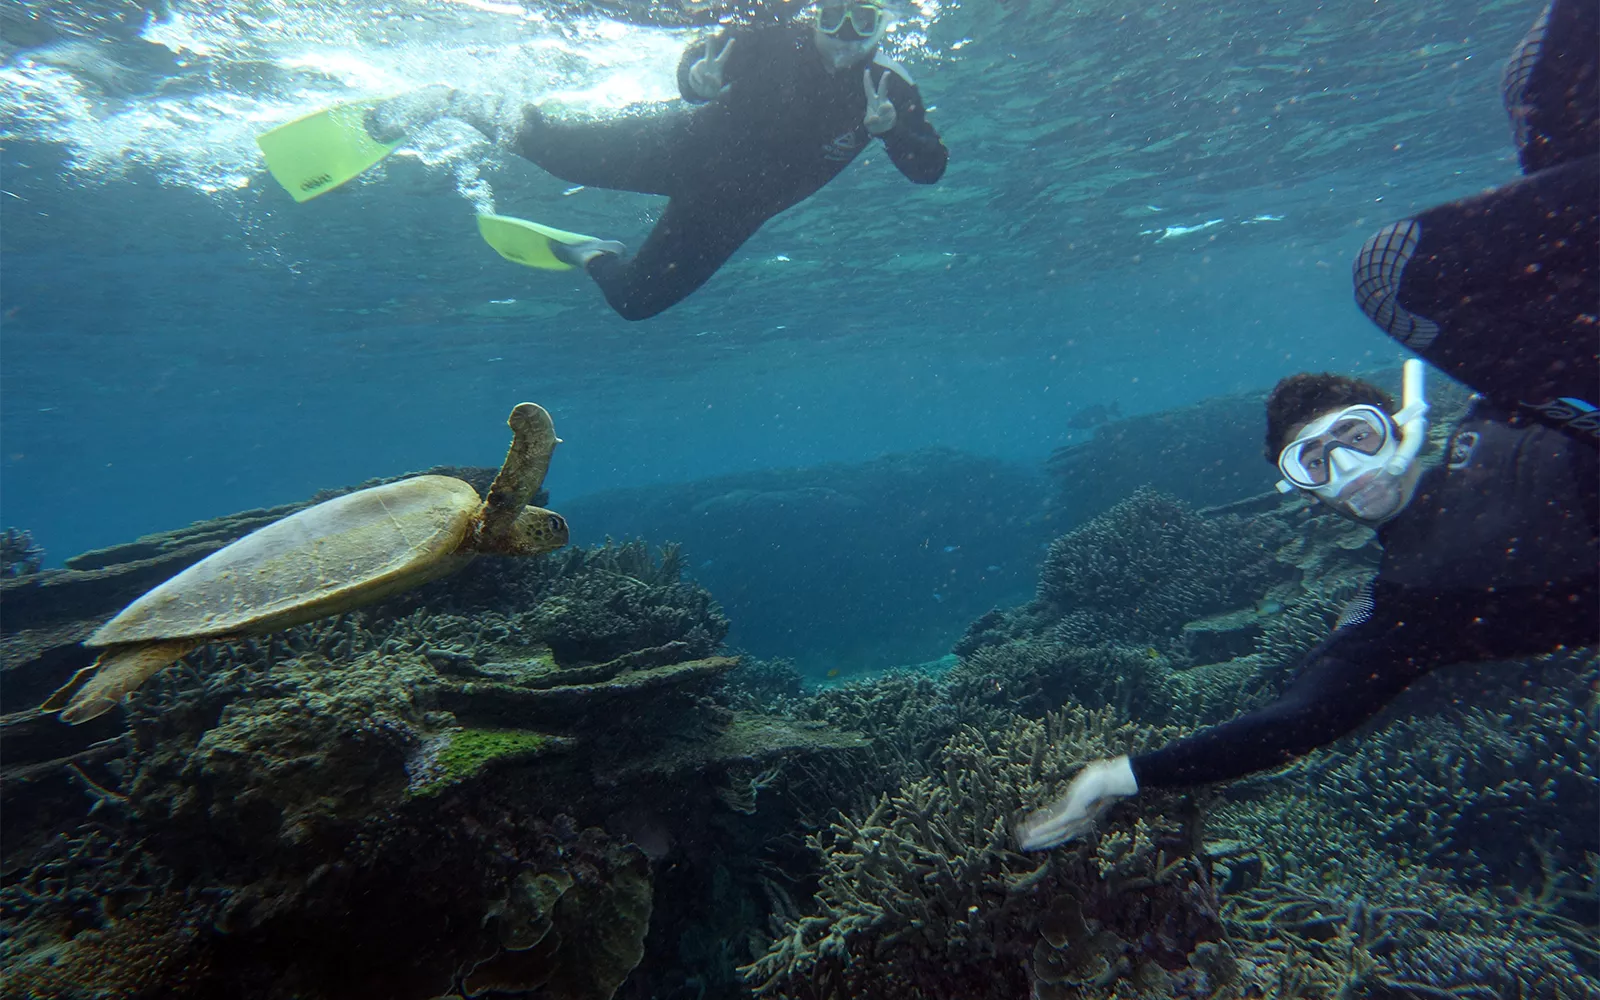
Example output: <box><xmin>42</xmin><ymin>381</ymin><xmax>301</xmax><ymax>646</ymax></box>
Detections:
<box><xmin>740</xmin><ymin>705</ymin><xmax>1226</xmax><ymax>1000</ymax></box>
<box><xmin>1</xmin><ymin>526</ymin><xmax>45</xmax><ymax>578</ymax></box>
<box><xmin>717</xmin><ymin>655</ymin><xmax>806</xmax><ymax>715</ymax></box>
<box><xmin>1037</xmin><ymin>487</ymin><xmax>1293</xmax><ymax>656</ymax></box>
<box><xmin>947</xmin><ymin>641</ymin><xmax>1180</xmax><ymax>724</ymax></box>
<box><xmin>1208</xmin><ymin>659</ymin><xmax>1600</xmax><ymax>996</ymax></box>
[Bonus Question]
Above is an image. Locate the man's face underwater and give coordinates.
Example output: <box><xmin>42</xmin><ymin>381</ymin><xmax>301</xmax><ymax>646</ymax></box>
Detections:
<box><xmin>813</xmin><ymin>0</ymin><xmax>884</xmax><ymax>72</ymax></box>
<box><xmin>1285</xmin><ymin>408</ymin><xmax>1423</xmax><ymax>525</ymax></box>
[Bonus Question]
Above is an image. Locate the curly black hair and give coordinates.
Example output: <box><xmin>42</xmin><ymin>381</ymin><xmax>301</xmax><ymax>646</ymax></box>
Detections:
<box><xmin>1263</xmin><ymin>373</ymin><xmax>1395</xmax><ymax>464</ymax></box>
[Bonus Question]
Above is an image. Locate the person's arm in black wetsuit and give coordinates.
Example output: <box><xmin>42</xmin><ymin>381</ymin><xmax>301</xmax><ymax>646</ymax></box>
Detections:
<box><xmin>870</xmin><ymin>61</ymin><xmax>948</xmax><ymax>184</ymax></box>
<box><xmin>1131</xmin><ymin>588</ymin><xmax>1436</xmax><ymax>788</ymax></box>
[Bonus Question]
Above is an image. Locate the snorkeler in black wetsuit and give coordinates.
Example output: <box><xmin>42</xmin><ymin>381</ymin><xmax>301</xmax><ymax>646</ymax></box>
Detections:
<box><xmin>370</xmin><ymin>0</ymin><xmax>947</xmax><ymax>320</ymax></box>
<box><xmin>1016</xmin><ymin>0</ymin><xmax>1599</xmax><ymax>850</ymax></box>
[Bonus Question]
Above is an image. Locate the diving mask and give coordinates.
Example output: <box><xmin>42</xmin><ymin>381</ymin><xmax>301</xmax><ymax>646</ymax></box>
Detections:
<box><xmin>1275</xmin><ymin>359</ymin><xmax>1431</xmax><ymax>521</ymax></box>
<box><xmin>1277</xmin><ymin>405</ymin><xmax>1397</xmax><ymax>493</ymax></box>
<box><xmin>818</xmin><ymin>0</ymin><xmax>884</xmax><ymax>40</ymax></box>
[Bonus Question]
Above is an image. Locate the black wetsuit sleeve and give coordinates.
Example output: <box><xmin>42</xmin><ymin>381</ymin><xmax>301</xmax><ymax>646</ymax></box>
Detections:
<box><xmin>1130</xmin><ymin>572</ymin><xmax>1600</xmax><ymax>788</ymax></box>
<box><xmin>1130</xmin><ymin>591</ymin><xmax>1433</xmax><ymax>788</ymax></box>
<box><xmin>874</xmin><ymin>66</ymin><xmax>947</xmax><ymax>184</ymax></box>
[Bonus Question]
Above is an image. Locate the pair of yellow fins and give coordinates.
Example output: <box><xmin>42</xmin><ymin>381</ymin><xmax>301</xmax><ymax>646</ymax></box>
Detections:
<box><xmin>255</xmin><ymin>96</ymin><xmax>598</xmax><ymax>272</ymax></box>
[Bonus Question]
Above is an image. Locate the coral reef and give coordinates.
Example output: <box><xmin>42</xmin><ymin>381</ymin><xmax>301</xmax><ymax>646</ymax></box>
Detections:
<box><xmin>1</xmin><ymin>527</ymin><xmax>45</xmax><ymax>578</ymax></box>
<box><xmin>1037</xmin><ymin>487</ymin><xmax>1293</xmax><ymax>655</ymax></box>
<box><xmin>740</xmin><ymin>706</ymin><xmax>1225</xmax><ymax>1000</ymax></box>
<box><xmin>1209</xmin><ymin>658</ymin><xmax>1600</xmax><ymax>997</ymax></box>
<box><xmin>0</xmin><ymin>520</ymin><xmax>861</xmax><ymax>1000</ymax></box>
<box><xmin>4</xmin><ymin>393</ymin><xmax>1591</xmax><ymax>1000</ymax></box>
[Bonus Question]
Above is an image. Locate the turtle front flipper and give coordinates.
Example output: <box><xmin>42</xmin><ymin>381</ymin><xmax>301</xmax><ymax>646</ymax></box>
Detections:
<box><xmin>477</xmin><ymin>402</ymin><xmax>559</xmax><ymax>545</ymax></box>
<box><xmin>42</xmin><ymin>638</ymin><xmax>203</xmax><ymax>725</ymax></box>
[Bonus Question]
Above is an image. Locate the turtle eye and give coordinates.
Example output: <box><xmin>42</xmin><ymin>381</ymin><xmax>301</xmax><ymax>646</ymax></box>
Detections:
<box><xmin>548</xmin><ymin>514</ymin><xmax>567</xmax><ymax>533</ymax></box>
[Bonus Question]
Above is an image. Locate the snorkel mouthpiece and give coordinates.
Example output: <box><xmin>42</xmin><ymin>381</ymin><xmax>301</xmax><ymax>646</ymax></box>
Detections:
<box><xmin>1385</xmin><ymin>358</ymin><xmax>1429</xmax><ymax>477</ymax></box>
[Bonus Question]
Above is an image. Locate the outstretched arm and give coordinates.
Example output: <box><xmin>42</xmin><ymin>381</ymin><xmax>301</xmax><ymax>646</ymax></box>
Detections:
<box><xmin>872</xmin><ymin>63</ymin><xmax>947</xmax><ymax>184</ymax></box>
<box><xmin>1131</xmin><ymin>619</ymin><xmax>1433</xmax><ymax>789</ymax></box>
<box><xmin>1018</xmin><ymin>590</ymin><xmax>1432</xmax><ymax>849</ymax></box>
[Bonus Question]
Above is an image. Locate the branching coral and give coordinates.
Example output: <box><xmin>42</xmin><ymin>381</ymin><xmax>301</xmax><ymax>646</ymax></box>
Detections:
<box><xmin>740</xmin><ymin>705</ymin><xmax>1225</xmax><ymax>1000</ymax></box>
<box><xmin>1208</xmin><ymin>661</ymin><xmax>1600</xmax><ymax>996</ymax></box>
<box><xmin>1</xmin><ymin>526</ymin><xmax>45</xmax><ymax>577</ymax></box>
<box><xmin>1037</xmin><ymin>487</ymin><xmax>1293</xmax><ymax>654</ymax></box>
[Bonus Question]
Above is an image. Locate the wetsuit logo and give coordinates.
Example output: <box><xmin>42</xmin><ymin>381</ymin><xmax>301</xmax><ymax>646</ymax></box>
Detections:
<box><xmin>822</xmin><ymin>129</ymin><xmax>863</xmax><ymax>162</ymax></box>
<box><xmin>1520</xmin><ymin>396</ymin><xmax>1600</xmax><ymax>438</ymax></box>
<box><xmin>1448</xmin><ymin>431</ymin><xmax>1480</xmax><ymax>469</ymax></box>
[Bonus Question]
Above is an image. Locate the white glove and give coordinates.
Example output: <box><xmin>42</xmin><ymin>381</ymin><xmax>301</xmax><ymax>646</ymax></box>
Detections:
<box><xmin>862</xmin><ymin>68</ymin><xmax>896</xmax><ymax>135</ymax></box>
<box><xmin>1015</xmin><ymin>756</ymin><xmax>1138</xmax><ymax>850</ymax></box>
<box><xmin>688</xmin><ymin>37</ymin><xmax>737</xmax><ymax>100</ymax></box>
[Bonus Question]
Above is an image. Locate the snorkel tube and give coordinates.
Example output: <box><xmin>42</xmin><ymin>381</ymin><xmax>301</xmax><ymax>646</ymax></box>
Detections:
<box><xmin>1385</xmin><ymin>358</ymin><xmax>1430</xmax><ymax>477</ymax></box>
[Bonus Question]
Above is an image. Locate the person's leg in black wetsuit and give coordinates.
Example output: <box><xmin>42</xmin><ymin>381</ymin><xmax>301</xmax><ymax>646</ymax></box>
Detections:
<box><xmin>510</xmin><ymin>107</ymin><xmax>775</xmax><ymax>321</ymax></box>
<box><xmin>1353</xmin><ymin>0</ymin><xmax>1599</xmax><ymax>435</ymax></box>
<box><xmin>582</xmin><ymin>196</ymin><xmax>770</xmax><ymax>321</ymax></box>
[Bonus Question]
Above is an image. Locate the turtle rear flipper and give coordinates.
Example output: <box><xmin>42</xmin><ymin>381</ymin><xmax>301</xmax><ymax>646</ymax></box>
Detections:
<box><xmin>44</xmin><ymin>638</ymin><xmax>202</xmax><ymax>725</ymax></box>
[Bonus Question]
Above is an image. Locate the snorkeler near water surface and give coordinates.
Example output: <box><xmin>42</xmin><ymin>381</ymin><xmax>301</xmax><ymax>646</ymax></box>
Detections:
<box><xmin>1018</xmin><ymin>0</ymin><xmax>1599</xmax><ymax>850</ymax></box>
<box><xmin>260</xmin><ymin>0</ymin><xmax>947</xmax><ymax>321</ymax></box>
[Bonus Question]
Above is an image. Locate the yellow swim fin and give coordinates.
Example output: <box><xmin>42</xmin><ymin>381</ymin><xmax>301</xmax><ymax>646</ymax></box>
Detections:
<box><xmin>476</xmin><ymin>213</ymin><xmax>601</xmax><ymax>272</ymax></box>
<box><xmin>257</xmin><ymin>98</ymin><xmax>401</xmax><ymax>203</ymax></box>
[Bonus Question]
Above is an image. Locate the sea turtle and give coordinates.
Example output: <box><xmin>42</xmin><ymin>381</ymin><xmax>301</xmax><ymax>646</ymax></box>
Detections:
<box><xmin>44</xmin><ymin>402</ymin><xmax>570</xmax><ymax>725</ymax></box>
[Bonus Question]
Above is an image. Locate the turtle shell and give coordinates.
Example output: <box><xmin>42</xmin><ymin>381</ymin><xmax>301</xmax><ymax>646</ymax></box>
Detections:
<box><xmin>89</xmin><ymin>476</ymin><xmax>482</xmax><ymax>646</ymax></box>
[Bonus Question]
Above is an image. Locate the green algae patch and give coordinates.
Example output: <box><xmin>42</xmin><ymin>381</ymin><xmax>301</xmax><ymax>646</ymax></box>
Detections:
<box><xmin>411</xmin><ymin>727</ymin><xmax>552</xmax><ymax>798</ymax></box>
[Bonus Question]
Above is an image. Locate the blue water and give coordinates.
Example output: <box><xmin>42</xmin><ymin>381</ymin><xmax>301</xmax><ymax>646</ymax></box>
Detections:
<box><xmin>0</xmin><ymin>0</ymin><xmax>1534</xmax><ymax>665</ymax></box>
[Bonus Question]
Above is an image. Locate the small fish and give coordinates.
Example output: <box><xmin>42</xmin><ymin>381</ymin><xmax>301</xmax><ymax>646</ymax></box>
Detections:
<box><xmin>826</xmin><ymin>667</ymin><xmax>842</xmax><ymax>678</ymax></box>
<box><xmin>986</xmin><ymin>564</ymin><xmax>1001</xmax><ymax>572</ymax></box>
<box><xmin>942</xmin><ymin>544</ymin><xmax>959</xmax><ymax>553</ymax></box>
<box><xmin>931</xmin><ymin>592</ymin><xmax>945</xmax><ymax>603</ymax></box>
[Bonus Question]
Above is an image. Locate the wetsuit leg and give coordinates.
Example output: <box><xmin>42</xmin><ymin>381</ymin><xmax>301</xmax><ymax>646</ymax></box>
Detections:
<box><xmin>1353</xmin><ymin>156</ymin><xmax>1599</xmax><ymax>433</ymax></box>
<box><xmin>1504</xmin><ymin>0</ymin><xmax>1599</xmax><ymax>174</ymax></box>
<box><xmin>1355</xmin><ymin>0</ymin><xmax>1599</xmax><ymax>437</ymax></box>
<box><xmin>510</xmin><ymin>104</ymin><xmax>701</xmax><ymax>196</ymax></box>
<box><xmin>584</xmin><ymin>196</ymin><xmax>770</xmax><ymax>321</ymax></box>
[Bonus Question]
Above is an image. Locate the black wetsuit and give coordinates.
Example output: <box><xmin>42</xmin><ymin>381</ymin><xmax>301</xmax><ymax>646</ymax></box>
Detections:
<box><xmin>1354</xmin><ymin>0</ymin><xmax>1598</xmax><ymax>439</ymax></box>
<box><xmin>1133</xmin><ymin>0</ymin><xmax>1600</xmax><ymax>789</ymax></box>
<box><xmin>1133</xmin><ymin>405</ymin><xmax>1598</xmax><ymax>789</ymax></box>
<box><xmin>510</xmin><ymin>24</ymin><xmax>948</xmax><ymax>320</ymax></box>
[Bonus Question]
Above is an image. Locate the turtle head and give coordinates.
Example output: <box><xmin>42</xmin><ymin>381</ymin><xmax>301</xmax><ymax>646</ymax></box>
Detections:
<box><xmin>480</xmin><ymin>504</ymin><xmax>569</xmax><ymax>556</ymax></box>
